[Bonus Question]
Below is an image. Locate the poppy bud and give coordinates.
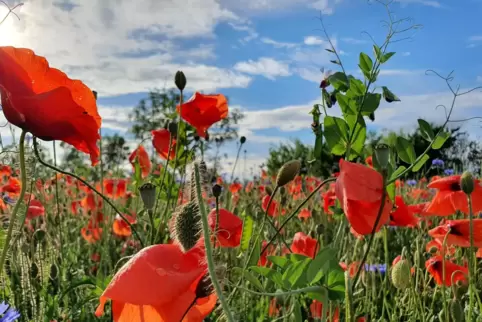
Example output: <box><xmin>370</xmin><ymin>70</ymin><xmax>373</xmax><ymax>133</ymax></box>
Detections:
<box><xmin>240</xmin><ymin>136</ymin><xmax>246</xmax><ymax>144</ymax></box>
<box><xmin>139</xmin><ymin>183</ymin><xmax>156</xmax><ymax>211</ymax></box>
<box><xmin>168</xmin><ymin>122</ymin><xmax>178</xmax><ymax>136</ymax></box>
<box><xmin>374</xmin><ymin>144</ymin><xmax>390</xmax><ymax>170</ymax></box>
<box><xmin>276</xmin><ymin>160</ymin><xmax>301</xmax><ymax>187</ymax></box>
<box><xmin>391</xmin><ymin>258</ymin><xmax>411</xmax><ymax>290</ymax></box>
<box><xmin>92</xmin><ymin>90</ymin><xmax>98</xmax><ymax>100</ymax></box>
<box><xmin>461</xmin><ymin>171</ymin><xmax>475</xmax><ymax>195</ymax></box>
<box><xmin>428</xmin><ymin>246</ymin><xmax>438</xmax><ymax>255</ymax></box>
<box><xmin>316</xmin><ymin>224</ymin><xmax>325</xmax><ymax>235</ymax></box>
<box><xmin>174</xmin><ymin>71</ymin><xmax>187</xmax><ymax>91</ymax></box>
<box><xmin>265</xmin><ymin>186</ymin><xmax>273</xmax><ymax>196</ymax></box>
<box><xmin>194</xmin><ymin>135</ymin><xmax>200</xmax><ymax>141</ymax></box>
<box><xmin>449</xmin><ymin>299</ymin><xmax>464</xmax><ymax>321</ymax></box>
<box><xmin>172</xmin><ymin>201</ymin><xmax>202</xmax><ymax>252</ymax></box>
<box><xmin>212</xmin><ymin>184</ymin><xmax>222</xmax><ymax>198</ymax></box>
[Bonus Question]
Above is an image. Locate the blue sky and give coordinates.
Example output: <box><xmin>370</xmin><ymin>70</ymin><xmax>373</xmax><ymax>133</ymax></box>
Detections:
<box><xmin>0</xmin><ymin>0</ymin><xmax>481</xmax><ymax>177</ymax></box>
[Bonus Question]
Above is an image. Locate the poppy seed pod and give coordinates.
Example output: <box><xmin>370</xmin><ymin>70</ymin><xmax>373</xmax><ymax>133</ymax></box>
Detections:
<box><xmin>168</xmin><ymin>122</ymin><xmax>178</xmax><ymax>136</ymax></box>
<box><xmin>461</xmin><ymin>171</ymin><xmax>475</xmax><ymax>195</ymax></box>
<box><xmin>240</xmin><ymin>136</ymin><xmax>246</xmax><ymax>144</ymax></box>
<box><xmin>391</xmin><ymin>258</ymin><xmax>411</xmax><ymax>290</ymax></box>
<box><xmin>139</xmin><ymin>183</ymin><xmax>156</xmax><ymax>211</ymax></box>
<box><xmin>374</xmin><ymin>143</ymin><xmax>390</xmax><ymax>170</ymax></box>
<box><xmin>174</xmin><ymin>70</ymin><xmax>187</xmax><ymax>91</ymax></box>
<box><xmin>449</xmin><ymin>298</ymin><xmax>464</xmax><ymax>321</ymax></box>
<box><xmin>212</xmin><ymin>184</ymin><xmax>222</xmax><ymax>198</ymax></box>
<box><xmin>276</xmin><ymin>160</ymin><xmax>301</xmax><ymax>187</ymax></box>
<box><xmin>172</xmin><ymin>201</ymin><xmax>202</xmax><ymax>252</ymax></box>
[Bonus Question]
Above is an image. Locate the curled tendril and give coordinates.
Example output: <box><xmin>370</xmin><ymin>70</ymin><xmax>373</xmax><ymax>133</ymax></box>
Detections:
<box><xmin>0</xmin><ymin>1</ymin><xmax>22</xmax><ymax>25</ymax></box>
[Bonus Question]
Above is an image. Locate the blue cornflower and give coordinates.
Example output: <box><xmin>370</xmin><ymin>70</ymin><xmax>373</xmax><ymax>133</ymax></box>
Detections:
<box><xmin>432</xmin><ymin>158</ymin><xmax>444</xmax><ymax>167</ymax></box>
<box><xmin>0</xmin><ymin>302</ymin><xmax>20</xmax><ymax>322</ymax></box>
<box><xmin>406</xmin><ymin>179</ymin><xmax>417</xmax><ymax>186</ymax></box>
<box><xmin>444</xmin><ymin>169</ymin><xmax>455</xmax><ymax>176</ymax></box>
<box><xmin>364</xmin><ymin>263</ymin><xmax>387</xmax><ymax>274</ymax></box>
<box><xmin>1</xmin><ymin>193</ymin><xmax>15</xmax><ymax>205</ymax></box>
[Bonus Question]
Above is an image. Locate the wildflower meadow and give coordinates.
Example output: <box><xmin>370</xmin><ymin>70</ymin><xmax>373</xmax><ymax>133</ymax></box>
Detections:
<box><xmin>1</xmin><ymin>1</ymin><xmax>482</xmax><ymax>321</ymax></box>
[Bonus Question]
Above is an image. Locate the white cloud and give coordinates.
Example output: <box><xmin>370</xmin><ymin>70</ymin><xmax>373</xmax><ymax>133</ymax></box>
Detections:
<box><xmin>0</xmin><ymin>0</ymin><xmax>254</xmax><ymax>96</ymax></box>
<box><xmin>223</xmin><ymin>0</ymin><xmax>341</xmax><ymax>15</ymax></box>
<box><xmin>260</xmin><ymin>37</ymin><xmax>297</xmax><ymax>49</ymax></box>
<box><xmin>304</xmin><ymin>36</ymin><xmax>325</xmax><ymax>46</ymax></box>
<box><xmin>395</xmin><ymin>0</ymin><xmax>442</xmax><ymax>8</ymax></box>
<box><xmin>233</xmin><ymin>57</ymin><xmax>291</xmax><ymax>80</ymax></box>
<box><xmin>401</xmin><ymin>52</ymin><xmax>411</xmax><ymax>56</ymax></box>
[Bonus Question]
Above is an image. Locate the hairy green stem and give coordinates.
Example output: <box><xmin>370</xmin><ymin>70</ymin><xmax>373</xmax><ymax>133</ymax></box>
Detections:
<box><xmin>193</xmin><ymin>163</ymin><xmax>234</xmax><ymax>322</ymax></box>
<box><xmin>32</xmin><ymin>137</ymin><xmax>144</xmax><ymax>248</ymax></box>
<box><xmin>468</xmin><ymin>194</ymin><xmax>475</xmax><ymax>321</ymax></box>
<box><xmin>0</xmin><ymin>130</ymin><xmax>27</xmax><ymax>276</ymax></box>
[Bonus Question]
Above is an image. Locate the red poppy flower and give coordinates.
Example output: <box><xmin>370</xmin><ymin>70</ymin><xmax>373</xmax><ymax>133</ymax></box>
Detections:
<box><xmin>323</xmin><ymin>190</ymin><xmax>336</xmax><ymax>214</ymax></box>
<box><xmin>335</xmin><ymin>159</ymin><xmax>392</xmax><ymax>235</ymax></box>
<box><xmin>152</xmin><ymin>129</ymin><xmax>176</xmax><ymax>160</ymax></box>
<box><xmin>81</xmin><ymin>225</ymin><xmax>103</xmax><ymax>244</ymax></box>
<box><xmin>207</xmin><ymin>208</ymin><xmax>243</xmax><ymax>248</ymax></box>
<box><xmin>103</xmin><ymin>179</ymin><xmax>127</xmax><ymax>199</ymax></box>
<box><xmin>262</xmin><ymin>194</ymin><xmax>278</xmax><ymax>217</ymax></box>
<box><xmin>425</xmin><ymin>239</ymin><xmax>456</xmax><ymax>257</ymax></box>
<box><xmin>425</xmin><ymin>175</ymin><xmax>482</xmax><ymax>216</ymax></box>
<box><xmin>0</xmin><ymin>47</ymin><xmax>101</xmax><ymax>165</ymax></box>
<box><xmin>428</xmin><ymin>219</ymin><xmax>482</xmax><ymax>248</ymax></box>
<box><xmin>129</xmin><ymin>145</ymin><xmax>151</xmax><ymax>178</ymax></box>
<box><xmin>291</xmin><ymin>232</ymin><xmax>318</xmax><ymax>259</ymax></box>
<box><xmin>258</xmin><ymin>240</ymin><xmax>274</xmax><ymax>267</ymax></box>
<box><xmin>389</xmin><ymin>196</ymin><xmax>419</xmax><ymax>227</ymax></box>
<box><xmin>425</xmin><ymin>256</ymin><xmax>468</xmax><ymax>286</ymax></box>
<box><xmin>0</xmin><ymin>165</ymin><xmax>11</xmax><ymax>178</ymax></box>
<box><xmin>365</xmin><ymin>156</ymin><xmax>373</xmax><ymax>167</ymax></box>
<box><xmin>113</xmin><ymin>213</ymin><xmax>137</xmax><ymax>238</ymax></box>
<box><xmin>408</xmin><ymin>203</ymin><xmax>431</xmax><ymax>216</ymax></box>
<box><xmin>229</xmin><ymin>182</ymin><xmax>242</xmax><ymax>194</ymax></box>
<box><xmin>95</xmin><ymin>244</ymin><xmax>216</xmax><ymax>322</ymax></box>
<box><xmin>26</xmin><ymin>199</ymin><xmax>45</xmax><ymax>220</ymax></box>
<box><xmin>177</xmin><ymin>92</ymin><xmax>228</xmax><ymax>138</ymax></box>
<box><xmin>1</xmin><ymin>177</ymin><xmax>21</xmax><ymax>194</ymax></box>
<box><xmin>310</xmin><ymin>301</ymin><xmax>340</xmax><ymax>321</ymax></box>
<box><xmin>298</xmin><ymin>208</ymin><xmax>311</xmax><ymax>220</ymax></box>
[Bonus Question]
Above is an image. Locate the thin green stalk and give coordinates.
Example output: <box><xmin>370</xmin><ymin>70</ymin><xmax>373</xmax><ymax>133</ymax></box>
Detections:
<box><xmin>193</xmin><ymin>163</ymin><xmax>234</xmax><ymax>322</ymax></box>
<box><xmin>441</xmin><ymin>232</ymin><xmax>449</xmax><ymax>322</ymax></box>
<box><xmin>230</xmin><ymin>141</ymin><xmax>244</xmax><ymax>182</ymax></box>
<box><xmin>467</xmin><ymin>194</ymin><xmax>475</xmax><ymax>321</ymax></box>
<box><xmin>0</xmin><ymin>130</ymin><xmax>27</xmax><ymax>276</ymax></box>
<box><xmin>32</xmin><ymin>137</ymin><xmax>144</xmax><ymax>248</ymax></box>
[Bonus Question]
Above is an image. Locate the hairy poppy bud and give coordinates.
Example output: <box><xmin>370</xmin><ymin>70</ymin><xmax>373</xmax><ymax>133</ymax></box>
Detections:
<box><xmin>212</xmin><ymin>184</ymin><xmax>222</xmax><ymax>198</ymax></box>
<box><xmin>240</xmin><ymin>136</ymin><xmax>246</xmax><ymax>144</ymax></box>
<box><xmin>172</xmin><ymin>201</ymin><xmax>202</xmax><ymax>252</ymax></box>
<box><xmin>461</xmin><ymin>171</ymin><xmax>475</xmax><ymax>195</ymax></box>
<box><xmin>449</xmin><ymin>298</ymin><xmax>464</xmax><ymax>321</ymax></box>
<box><xmin>194</xmin><ymin>135</ymin><xmax>200</xmax><ymax>141</ymax></box>
<box><xmin>276</xmin><ymin>160</ymin><xmax>301</xmax><ymax>187</ymax></box>
<box><xmin>168</xmin><ymin>122</ymin><xmax>177</xmax><ymax>136</ymax></box>
<box><xmin>374</xmin><ymin>143</ymin><xmax>390</xmax><ymax>170</ymax></box>
<box><xmin>316</xmin><ymin>224</ymin><xmax>325</xmax><ymax>235</ymax></box>
<box><xmin>195</xmin><ymin>274</ymin><xmax>214</xmax><ymax>299</ymax></box>
<box><xmin>174</xmin><ymin>71</ymin><xmax>187</xmax><ymax>91</ymax></box>
<box><xmin>391</xmin><ymin>258</ymin><xmax>411</xmax><ymax>290</ymax></box>
<box><xmin>139</xmin><ymin>183</ymin><xmax>156</xmax><ymax>211</ymax></box>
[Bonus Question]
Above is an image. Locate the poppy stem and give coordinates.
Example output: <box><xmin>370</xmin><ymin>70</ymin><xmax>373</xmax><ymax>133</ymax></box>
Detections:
<box><xmin>352</xmin><ymin>172</ymin><xmax>388</xmax><ymax>289</ymax></box>
<box><xmin>31</xmin><ymin>137</ymin><xmax>145</xmax><ymax>248</ymax></box>
<box><xmin>0</xmin><ymin>130</ymin><xmax>27</xmax><ymax>276</ymax></box>
<box><xmin>261</xmin><ymin>177</ymin><xmax>337</xmax><ymax>255</ymax></box>
<box><xmin>193</xmin><ymin>162</ymin><xmax>235</xmax><ymax>322</ymax></box>
<box><xmin>467</xmin><ymin>194</ymin><xmax>475</xmax><ymax>321</ymax></box>
<box><xmin>229</xmin><ymin>141</ymin><xmax>244</xmax><ymax>183</ymax></box>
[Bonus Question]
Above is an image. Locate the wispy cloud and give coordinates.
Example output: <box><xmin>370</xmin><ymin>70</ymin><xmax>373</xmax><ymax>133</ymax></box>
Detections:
<box><xmin>395</xmin><ymin>0</ymin><xmax>442</xmax><ymax>8</ymax></box>
<box><xmin>233</xmin><ymin>57</ymin><xmax>292</xmax><ymax>80</ymax></box>
<box><xmin>304</xmin><ymin>36</ymin><xmax>325</xmax><ymax>46</ymax></box>
<box><xmin>341</xmin><ymin>37</ymin><xmax>368</xmax><ymax>45</ymax></box>
<box><xmin>260</xmin><ymin>37</ymin><xmax>297</xmax><ymax>48</ymax></box>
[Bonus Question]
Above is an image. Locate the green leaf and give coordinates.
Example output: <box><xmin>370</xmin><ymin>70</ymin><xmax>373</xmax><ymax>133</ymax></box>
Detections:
<box><xmin>240</xmin><ymin>215</ymin><xmax>254</xmax><ymax>252</ymax></box>
<box><xmin>307</xmin><ymin>286</ymin><xmax>329</xmax><ymax>303</ymax></box>
<box><xmin>412</xmin><ymin>154</ymin><xmax>430</xmax><ymax>172</ymax></box>
<box><xmin>349</xmin><ymin>78</ymin><xmax>366</xmax><ymax>96</ymax></box>
<box><xmin>432</xmin><ymin>131</ymin><xmax>450</xmax><ymax>150</ymax></box>
<box><xmin>335</xmin><ymin>93</ymin><xmax>354</xmax><ymax>115</ymax></box>
<box><xmin>382</xmin><ymin>86</ymin><xmax>401</xmax><ymax>103</ymax></box>
<box><xmin>373</xmin><ymin>45</ymin><xmax>382</xmax><ymax>61</ymax></box>
<box><xmin>330</xmin><ymin>59</ymin><xmax>341</xmax><ymax>66</ymax></box>
<box><xmin>348</xmin><ymin>122</ymin><xmax>366</xmax><ymax>161</ymax></box>
<box><xmin>282</xmin><ymin>258</ymin><xmax>311</xmax><ymax>287</ymax></box>
<box><xmin>418</xmin><ymin>119</ymin><xmax>435</xmax><ymax>141</ymax></box>
<box><xmin>395</xmin><ymin>137</ymin><xmax>416</xmax><ymax>164</ymax></box>
<box><xmin>327</xmin><ymin>72</ymin><xmax>349</xmax><ymax>91</ymax></box>
<box><xmin>247</xmin><ymin>239</ymin><xmax>261</xmax><ymax>268</ymax></box>
<box><xmin>306</xmin><ymin>247</ymin><xmax>338</xmax><ymax>285</ymax></box>
<box><xmin>389</xmin><ymin>166</ymin><xmax>407</xmax><ymax>182</ymax></box>
<box><xmin>326</xmin><ymin>267</ymin><xmax>346</xmax><ymax>301</ymax></box>
<box><xmin>324</xmin><ymin>116</ymin><xmax>349</xmax><ymax>155</ymax></box>
<box><xmin>381</xmin><ymin>52</ymin><xmax>396</xmax><ymax>64</ymax></box>
<box><xmin>362</xmin><ymin>93</ymin><xmax>381</xmax><ymax>114</ymax></box>
<box><xmin>359</xmin><ymin>52</ymin><xmax>373</xmax><ymax>79</ymax></box>
<box><xmin>387</xmin><ymin>182</ymin><xmax>396</xmax><ymax>201</ymax></box>
<box><xmin>250</xmin><ymin>266</ymin><xmax>284</xmax><ymax>287</ymax></box>
<box><xmin>325</xmin><ymin>48</ymin><xmax>335</xmax><ymax>53</ymax></box>
<box><xmin>290</xmin><ymin>301</ymin><xmax>303</xmax><ymax>322</ymax></box>
<box><xmin>267</xmin><ymin>255</ymin><xmax>288</xmax><ymax>269</ymax></box>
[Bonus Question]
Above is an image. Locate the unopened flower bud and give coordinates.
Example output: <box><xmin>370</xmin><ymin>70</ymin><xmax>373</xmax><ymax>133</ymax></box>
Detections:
<box><xmin>391</xmin><ymin>258</ymin><xmax>411</xmax><ymax>290</ymax></box>
<box><xmin>461</xmin><ymin>171</ymin><xmax>475</xmax><ymax>195</ymax></box>
<box><xmin>195</xmin><ymin>274</ymin><xmax>214</xmax><ymax>299</ymax></box>
<box><xmin>240</xmin><ymin>136</ymin><xmax>246</xmax><ymax>144</ymax></box>
<box><xmin>174</xmin><ymin>71</ymin><xmax>187</xmax><ymax>91</ymax></box>
<box><xmin>374</xmin><ymin>143</ymin><xmax>390</xmax><ymax>170</ymax></box>
<box><xmin>92</xmin><ymin>90</ymin><xmax>98</xmax><ymax>100</ymax></box>
<box><xmin>316</xmin><ymin>224</ymin><xmax>325</xmax><ymax>235</ymax></box>
<box><xmin>276</xmin><ymin>160</ymin><xmax>301</xmax><ymax>187</ymax></box>
<box><xmin>449</xmin><ymin>298</ymin><xmax>464</xmax><ymax>321</ymax></box>
<box><xmin>172</xmin><ymin>201</ymin><xmax>201</xmax><ymax>252</ymax></box>
<box><xmin>168</xmin><ymin>122</ymin><xmax>178</xmax><ymax>136</ymax></box>
<box><xmin>139</xmin><ymin>183</ymin><xmax>156</xmax><ymax>210</ymax></box>
<box><xmin>212</xmin><ymin>184</ymin><xmax>222</xmax><ymax>198</ymax></box>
